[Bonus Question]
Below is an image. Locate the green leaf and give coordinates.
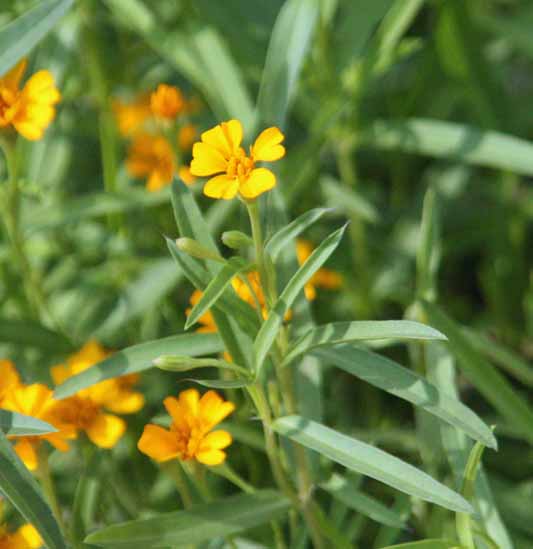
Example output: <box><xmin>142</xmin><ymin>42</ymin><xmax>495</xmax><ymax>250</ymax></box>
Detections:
<box><xmin>313</xmin><ymin>345</ymin><xmax>497</xmax><ymax>449</ymax></box>
<box><xmin>0</xmin><ymin>431</ymin><xmax>67</xmax><ymax>549</ymax></box>
<box><xmin>0</xmin><ymin>410</ymin><xmax>57</xmax><ymax>436</ymax></box>
<box><xmin>0</xmin><ymin>0</ymin><xmax>73</xmax><ymax>75</ymax></box>
<box><xmin>84</xmin><ymin>490</ymin><xmax>291</xmax><ymax>547</ymax></box>
<box><xmin>257</xmin><ymin>0</ymin><xmax>320</xmax><ymax>128</ymax></box>
<box><xmin>54</xmin><ymin>333</ymin><xmax>223</xmax><ymax>399</ymax></box>
<box><xmin>0</xmin><ymin>317</ymin><xmax>72</xmax><ymax>352</ymax></box>
<box><xmin>284</xmin><ymin>320</ymin><xmax>446</xmax><ymax>366</ymax></box>
<box><xmin>265</xmin><ymin>207</ymin><xmax>332</xmax><ymax>261</ymax></box>
<box><xmin>185</xmin><ymin>258</ymin><xmax>250</xmax><ymax>330</ymax></box>
<box><xmin>254</xmin><ymin>224</ymin><xmax>347</xmax><ymax>373</ymax></box>
<box><xmin>321</xmin><ymin>176</ymin><xmax>379</xmax><ymax>224</ymax></box>
<box><xmin>421</xmin><ymin>300</ymin><xmax>533</xmax><ymax>443</ymax></box>
<box><xmin>320</xmin><ymin>473</ymin><xmax>406</xmax><ymax>528</ymax></box>
<box><xmin>382</xmin><ymin>541</ymin><xmax>460</xmax><ymax>549</ymax></box>
<box><xmin>272</xmin><ymin>415</ymin><xmax>473</xmax><ymax>513</ymax></box>
<box><xmin>187</xmin><ymin>378</ymin><xmax>252</xmax><ymax>389</ymax></box>
<box><xmin>360</xmin><ymin>118</ymin><xmax>533</xmax><ymax>176</ymax></box>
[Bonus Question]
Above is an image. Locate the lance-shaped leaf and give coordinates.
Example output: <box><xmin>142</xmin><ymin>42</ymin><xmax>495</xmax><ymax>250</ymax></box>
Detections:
<box><xmin>254</xmin><ymin>224</ymin><xmax>347</xmax><ymax>374</ymax></box>
<box><xmin>0</xmin><ymin>0</ymin><xmax>73</xmax><ymax>75</ymax></box>
<box><xmin>382</xmin><ymin>541</ymin><xmax>459</xmax><ymax>549</ymax></box>
<box><xmin>54</xmin><ymin>333</ymin><xmax>223</xmax><ymax>399</ymax></box>
<box><xmin>272</xmin><ymin>416</ymin><xmax>472</xmax><ymax>514</ymax></box>
<box><xmin>0</xmin><ymin>318</ymin><xmax>72</xmax><ymax>353</ymax></box>
<box><xmin>85</xmin><ymin>490</ymin><xmax>291</xmax><ymax>547</ymax></box>
<box><xmin>320</xmin><ymin>473</ymin><xmax>406</xmax><ymax>528</ymax></box>
<box><xmin>185</xmin><ymin>258</ymin><xmax>251</xmax><ymax>330</ymax></box>
<box><xmin>421</xmin><ymin>300</ymin><xmax>533</xmax><ymax>444</ymax></box>
<box><xmin>0</xmin><ymin>410</ymin><xmax>57</xmax><ymax>436</ymax></box>
<box><xmin>284</xmin><ymin>320</ymin><xmax>446</xmax><ymax>366</ymax></box>
<box><xmin>313</xmin><ymin>346</ymin><xmax>496</xmax><ymax>449</ymax></box>
<box><xmin>265</xmin><ymin>207</ymin><xmax>332</xmax><ymax>261</ymax></box>
<box><xmin>0</xmin><ymin>431</ymin><xmax>67</xmax><ymax>549</ymax></box>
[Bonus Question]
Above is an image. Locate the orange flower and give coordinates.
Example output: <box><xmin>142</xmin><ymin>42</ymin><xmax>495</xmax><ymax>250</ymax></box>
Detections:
<box><xmin>0</xmin><ymin>523</ymin><xmax>42</xmax><ymax>549</ymax></box>
<box><xmin>151</xmin><ymin>84</ymin><xmax>185</xmax><ymax>120</ymax></box>
<box><xmin>51</xmin><ymin>341</ymin><xmax>144</xmax><ymax>449</ymax></box>
<box><xmin>231</xmin><ymin>271</ymin><xmax>268</xmax><ymax>318</ymax></box>
<box><xmin>190</xmin><ymin>119</ymin><xmax>285</xmax><ymax>200</ymax></box>
<box><xmin>0</xmin><ymin>58</ymin><xmax>60</xmax><ymax>141</ymax></box>
<box><xmin>2</xmin><ymin>383</ymin><xmax>76</xmax><ymax>471</ymax></box>
<box><xmin>138</xmin><ymin>389</ymin><xmax>234</xmax><ymax>465</ymax></box>
<box><xmin>126</xmin><ymin>133</ymin><xmax>176</xmax><ymax>192</ymax></box>
<box><xmin>0</xmin><ymin>359</ymin><xmax>21</xmax><ymax>405</ymax></box>
<box><xmin>186</xmin><ymin>289</ymin><xmax>217</xmax><ymax>332</ymax></box>
<box><xmin>296</xmin><ymin>239</ymin><xmax>342</xmax><ymax>300</ymax></box>
<box><xmin>112</xmin><ymin>93</ymin><xmax>151</xmax><ymax>137</ymax></box>
<box><xmin>178</xmin><ymin>123</ymin><xmax>196</xmax><ymax>150</ymax></box>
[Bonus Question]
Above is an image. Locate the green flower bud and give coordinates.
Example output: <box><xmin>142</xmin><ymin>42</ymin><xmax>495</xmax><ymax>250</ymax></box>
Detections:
<box><xmin>221</xmin><ymin>230</ymin><xmax>253</xmax><ymax>250</ymax></box>
<box><xmin>175</xmin><ymin>238</ymin><xmax>224</xmax><ymax>262</ymax></box>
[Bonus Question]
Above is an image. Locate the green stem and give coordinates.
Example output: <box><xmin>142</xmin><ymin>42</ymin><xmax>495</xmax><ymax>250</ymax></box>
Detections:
<box><xmin>161</xmin><ymin>460</ymin><xmax>194</xmax><ymax>508</ymax></box>
<box><xmin>37</xmin><ymin>444</ymin><xmax>66</xmax><ymax>535</ymax></box>
<box><xmin>209</xmin><ymin>463</ymin><xmax>255</xmax><ymax>494</ymax></box>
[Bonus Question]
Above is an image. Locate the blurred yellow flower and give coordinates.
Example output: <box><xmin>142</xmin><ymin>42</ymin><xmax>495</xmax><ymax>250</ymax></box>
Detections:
<box><xmin>296</xmin><ymin>239</ymin><xmax>342</xmax><ymax>300</ymax></box>
<box><xmin>0</xmin><ymin>359</ymin><xmax>21</xmax><ymax>405</ymax></box>
<box><xmin>0</xmin><ymin>58</ymin><xmax>60</xmax><ymax>141</ymax></box>
<box><xmin>151</xmin><ymin>84</ymin><xmax>185</xmax><ymax>120</ymax></box>
<box><xmin>178</xmin><ymin>123</ymin><xmax>196</xmax><ymax>150</ymax></box>
<box><xmin>0</xmin><ymin>523</ymin><xmax>42</xmax><ymax>549</ymax></box>
<box><xmin>51</xmin><ymin>341</ymin><xmax>144</xmax><ymax>449</ymax></box>
<box><xmin>190</xmin><ymin>119</ymin><xmax>285</xmax><ymax>200</ymax></box>
<box><xmin>112</xmin><ymin>93</ymin><xmax>151</xmax><ymax>137</ymax></box>
<box><xmin>138</xmin><ymin>388</ymin><xmax>234</xmax><ymax>465</ymax></box>
<box><xmin>126</xmin><ymin>133</ymin><xmax>176</xmax><ymax>192</ymax></box>
<box><xmin>231</xmin><ymin>271</ymin><xmax>268</xmax><ymax>318</ymax></box>
<box><xmin>2</xmin><ymin>383</ymin><xmax>76</xmax><ymax>471</ymax></box>
<box><xmin>186</xmin><ymin>289</ymin><xmax>217</xmax><ymax>332</ymax></box>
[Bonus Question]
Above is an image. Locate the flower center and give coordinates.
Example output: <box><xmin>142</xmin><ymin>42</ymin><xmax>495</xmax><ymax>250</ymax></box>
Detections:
<box><xmin>0</xmin><ymin>88</ymin><xmax>19</xmax><ymax>124</ymax></box>
<box><xmin>226</xmin><ymin>148</ymin><xmax>254</xmax><ymax>181</ymax></box>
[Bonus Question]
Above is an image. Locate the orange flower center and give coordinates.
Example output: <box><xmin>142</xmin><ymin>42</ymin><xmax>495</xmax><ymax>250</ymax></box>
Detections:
<box><xmin>171</xmin><ymin>422</ymin><xmax>209</xmax><ymax>461</ymax></box>
<box><xmin>226</xmin><ymin>148</ymin><xmax>254</xmax><ymax>181</ymax></box>
<box><xmin>0</xmin><ymin>88</ymin><xmax>19</xmax><ymax>124</ymax></box>
<box><xmin>58</xmin><ymin>397</ymin><xmax>100</xmax><ymax>429</ymax></box>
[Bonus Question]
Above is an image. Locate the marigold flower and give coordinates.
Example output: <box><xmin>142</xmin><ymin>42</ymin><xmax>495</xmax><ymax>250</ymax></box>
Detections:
<box><xmin>190</xmin><ymin>119</ymin><xmax>285</xmax><ymax>200</ymax></box>
<box><xmin>151</xmin><ymin>84</ymin><xmax>185</xmax><ymax>120</ymax></box>
<box><xmin>0</xmin><ymin>359</ymin><xmax>21</xmax><ymax>405</ymax></box>
<box><xmin>2</xmin><ymin>383</ymin><xmax>76</xmax><ymax>471</ymax></box>
<box><xmin>0</xmin><ymin>58</ymin><xmax>60</xmax><ymax>141</ymax></box>
<box><xmin>126</xmin><ymin>133</ymin><xmax>176</xmax><ymax>192</ymax></box>
<box><xmin>0</xmin><ymin>523</ymin><xmax>41</xmax><ymax>549</ymax></box>
<box><xmin>112</xmin><ymin>93</ymin><xmax>151</xmax><ymax>137</ymax></box>
<box><xmin>296</xmin><ymin>239</ymin><xmax>342</xmax><ymax>300</ymax></box>
<box><xmin>138</xmin><ymin>388</ymin><xmax>234</xmax><ymax>465</ymax></box>
<box><xmin>51</xmin><ymin>341</ymin><xmax>144</xmax><ymax>449</ymax></box>
<box><xmin>186</xmin><ymin>289</ymin><xmax>217</xmax><ymax>332</ymax></box>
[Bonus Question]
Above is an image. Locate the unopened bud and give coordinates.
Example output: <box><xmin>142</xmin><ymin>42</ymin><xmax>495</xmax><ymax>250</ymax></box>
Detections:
<box><xmin>154</xmin><ymin>355</ymin><xmax>211</xmax><ymax>372</ymax></box>
<box><xmin>221</xmin><ymin>230</ymin><xmax>253</xmax><ymax>250</ymax></box>
<box><xmin>176</xmin><ymin>238</ymin><xmax>224</xmax><ymax>262</ymax></box>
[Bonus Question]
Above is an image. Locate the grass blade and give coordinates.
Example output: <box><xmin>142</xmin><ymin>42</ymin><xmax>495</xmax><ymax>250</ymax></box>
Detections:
<box><xmin>0</xmin><ymin>318</ymin><xmax>72</xmax><ymax>352</ymax></box>
<box><xmin>272</xmin><ymin>415</ymin><xmax>473</xmax><ymax>513</ymax></box>
<box><xmin>0</xmin><ymin>410</ymin><xmax>57</xmax><ymax>436</ymax></box>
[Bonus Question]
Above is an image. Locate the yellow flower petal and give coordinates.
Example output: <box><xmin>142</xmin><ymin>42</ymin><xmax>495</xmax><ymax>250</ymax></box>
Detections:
<box><xmin>23</xmin><ymin>70</ymin><xmax>61</xmax><ymax>104</ymax></box>
<box><xmin>178</xmin><ymin>165</ymin><xmax>196</xmax><ymax>185</ymax></box>
<box><xmin>199</xmin><ymin>392</ymin><xmax>235</xmax><ymax>430</ymax></box>
<box><xmin>204</xmin><ymin>174</ymin><xmax>240</xmax><ymax>200</ymax></box>
<box><xmin>86</xmin><ymin>413</ymin><xmax>125</xmax><ymax>448</ymax></box>
<box><xmin>138</xmin><ymin>424</ymin><xmax>180</xmax><ymax>462</ymax></box>
<box><xmin>0</xmin><ymin>58</ymin><xmax>27</xmax><ymax>92</ymax></box>
<box><xmin>200</xmin><ymin>429</ymin><xmax>232</xmax><ymax>450</ymax></box>
<box><xmin>190</xmin><ymin>142</ymin><xmax>227</xmax><ymax>176</ymax></box>
<box><xmin>0</xmin><ymin>359</ymin><xmax>20</xmax><ymax>403</ymax></box>
<box><xmin>239</xmin><ymin>168</ymin><xmax>276</xmax><ymax>199</ymax></box>
<box><xmin>201</xmin><ymin>119</ymin><xmax>242</xmax><ymax>158</ymax></box>
<box><xmin>195</xmin><ymin>448</ymin><xmax>227</xmax><ymax>466</ymax></box>
<box><xmin>13</xmin><ymin>438</ymin><xmax>39</xmax><ymax>471</ymax></box>
<box><xmin>16</xmin><ymin>524</ymin><xmax>42</xmax><ymax>549</ymax></box>
<box><xmin>106</xmin><ymin>391</ymin><xmax>145</xmax><ymax>414</ymax></box>
<box><xmin>178</xmin><ymin>388</ymin><xmax>200</xmax><ymax>417</ymax></box>
<box><xmin>251</xmin><ymin>126</ymin><xmax>285</xmax><ymax>162</ymax></box>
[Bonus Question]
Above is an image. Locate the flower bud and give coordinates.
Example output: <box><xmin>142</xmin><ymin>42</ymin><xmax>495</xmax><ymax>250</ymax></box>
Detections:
<box><xmin>221</xmin><ymin>230</ymin><xmax>253</xmax><ymax>250</ymax></box>
<box><xmin>175</xmin><ymin>238</ymin><xmax>224</xmax><ymax>262</ymax></box>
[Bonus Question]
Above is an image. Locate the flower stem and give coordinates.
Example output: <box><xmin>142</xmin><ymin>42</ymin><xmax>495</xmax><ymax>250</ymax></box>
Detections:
<box><xmin>37</xmin><ymin>444</ymin><xmax>66</xmax><ymax>535</ymax></box>
<box><xmin>161</xmin><ymin>460</ymin><xmax>194</xmax><ymax>508</ymax></box>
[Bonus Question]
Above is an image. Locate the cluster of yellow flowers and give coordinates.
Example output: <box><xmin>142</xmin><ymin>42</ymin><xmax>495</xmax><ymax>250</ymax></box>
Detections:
<box><xmin>114</xmin><ymin>84</ymin><xmax>197</xmax><ymax>192</ymax></box>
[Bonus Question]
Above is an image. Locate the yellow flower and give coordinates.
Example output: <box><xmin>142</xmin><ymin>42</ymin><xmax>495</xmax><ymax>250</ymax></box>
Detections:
<box><xmin>51</xmin><ymin>341</ymin><xmax>145</xmax><ymax>450</ymax></box>
<box><xmin>190</xmin><ymin>119</ymin><xmax>285</xmax><ymax>200</ymax></box>
<box><xmin>112</xmin><ymin>93</ymin><xmax>151</xmax><ymax>137</ymax></box>
<box><xmin>126</xmin><ymin>133</ymin><xmax>176</xmax><ymax>192</ymax></box>
<box><xmin>296</xmin><ymin>239</ymin><xmax>342</xmax><ymax>300</ymax></box>
<box><xmin>138</xmin><ymin>389</ymin><xmax>234</xmax><ymax>465</ymax></box>
<box><xmin>0</xmin><ymin>360</ymin><xmax>21</xmax><ymax>405</ymax></box>
<box><xmin>0</xmin><ymin>523</ymin><xmax>42</xmax><ymax>549</ymax></box>
<box><xmin>231</xmin><ymin>271</ymin><xmax>268</xmax><ymax>318</ymax></box>
<box><xmin>0</xmin><ymin>58</ymin><xmax>60</xmax><ymax>141</ymax></box>
<box><xmin>178</xmin><ymin>123</ymin><xmax>196</xmax><ymax>150</ymax></box>
<box><xmin>2</xmin><ymin>383</ymin><xmax>76</xmax><ymax>471</ymax></box>
<box><xmin>186</xmin><ymin>289</ymin><xmax>217</xmax><ymax>332</ymax></box>
<box><xmin>150</xmin><ymin>84</ymin><xmax>185</xmax><ymax>120</ymax></box>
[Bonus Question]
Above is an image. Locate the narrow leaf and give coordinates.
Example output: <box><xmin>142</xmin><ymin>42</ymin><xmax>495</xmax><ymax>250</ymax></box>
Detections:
<box><xmin>0</xmin><ymin>431</ymin><xmax>67</xmax><ymax>549</ymax></box>
<box><xmin>416</xmin><ymin>186</ymin><xmax>440</xmax><ymax>301</ymax></box>
<box><xmin>0</xmin><ymin>318</ymin><xmax>72</xmax><ymax>353</ymax></box>
<box><xmin>382</xmin><ymin>541</ymin><xmax>459</xmax><ymax>549</ymax></box>
<box><xmin>285</xmin><ymin>320</ymin><xmax>446</xmax><ymax>366</ymax></box>
<box><xmin>254</xmin><ymin>224</ymin><xmax>347</xmax><ymax>373</ymax></box>
<box><xmin>54</xmin><ymin>333</ymin><xmax>223</xmax><ymax>399</ymax></box>
<box><xmin>85</xmin><ymin>490</ymin><xmax>291</xmax><ymax>547</ymax></box>
<box><xmin>272</xmin><ymin>416</ymin><xmax>473</xmax><ymax>513</ymax></box>
<box><xmin>0</xmin><ymin>410</ymin><xmax>57</xmax><ymax>436</ymax></box>
<box><xmin>187</xmin><ymin>378</ymin><xmax>252</xmax><ymax>389</ymax></box>
<box><xmin>321</xmin><ymin>176</ymin><xmax>379</xmax><ymax>223</ymax></box>
<box><xmin>313</xmin><ymin>345</ymin><xmax>497</xmax><ymax>449</ymax></box>
<box><xmin>0</xmin><ymin>0</ymin><xmax>73</xmax><ymax>75</ymax></box>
